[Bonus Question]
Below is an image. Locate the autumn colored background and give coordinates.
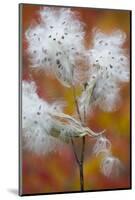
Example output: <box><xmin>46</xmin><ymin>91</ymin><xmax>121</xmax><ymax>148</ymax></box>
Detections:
<box><xmin>21</xmin><ymin>4</ymin><xmax>131</xmax><ymax>194</ymax></box>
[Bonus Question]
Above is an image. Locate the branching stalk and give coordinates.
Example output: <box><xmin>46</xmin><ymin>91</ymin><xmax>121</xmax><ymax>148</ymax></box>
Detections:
<box><xmin>70</xmin><ymin>137</ymin><xmax>80</xmax><ymax>166</ymax></box>
<box><xmin>71</xmin><ymin>84</ymin><xmax>86</xmax><ymax>191</ymax></box>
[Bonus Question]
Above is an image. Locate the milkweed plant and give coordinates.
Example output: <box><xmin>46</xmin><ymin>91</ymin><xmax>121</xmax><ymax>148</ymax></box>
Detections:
<box><xmin>23</xmin><ymin>7</ymin><xmax>129</xmax><ymax>191</ymax></box>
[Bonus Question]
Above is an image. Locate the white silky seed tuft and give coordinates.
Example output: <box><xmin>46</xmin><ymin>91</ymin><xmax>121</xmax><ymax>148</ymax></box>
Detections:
<box><xmin>25</xmin><ymin>7</ymin><xmax>86</xmax><ymax>87</ymax></box>
<box><xmin>79</xmin><ymin>29</ymin><xmax>129</xmax><ymax>117</ymax></box>
<box><xmin>22</xmin><ymin>80</ymin><xmax>65</xmax><ymax>154</ymax></box>
<box><xmin>100</xmin><ymin>155</ymin><xmax>122</xmax><ymax>177</ymax></box>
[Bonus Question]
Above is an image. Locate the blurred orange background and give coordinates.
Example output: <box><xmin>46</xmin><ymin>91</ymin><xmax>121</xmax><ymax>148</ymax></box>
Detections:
<box><xmin>21</xmin><ymin>4</ymin><xmax>131</xmax><ymax>194</ymax></box>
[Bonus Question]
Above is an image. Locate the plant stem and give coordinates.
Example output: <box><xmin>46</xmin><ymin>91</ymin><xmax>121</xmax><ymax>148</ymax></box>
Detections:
<box><xmin>72</xmin><ymin>84</ymin><xmax>85</xmax><ymax>191</ymax></box>
<box><xmin>80</xmin><ymin>136</ymin><xmax>85</xmax><ymax>191</ymax></box>
<box><xmin>70</xmin><ymin>137</ymin><xmax>80</xmax><ymax>166</ymax></box>
<box><xmin>72</xmin><ymin>85</ymin><xmax>82</xmax><ymax>122</ymax></box>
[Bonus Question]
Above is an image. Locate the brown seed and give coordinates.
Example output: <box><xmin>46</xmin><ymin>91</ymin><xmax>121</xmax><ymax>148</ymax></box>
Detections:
<box><xmin>58</xmin><ymin>64</ymin><xmax>61</xmax><ymax>68</ymax></box>
<box><xmin>42</xmin><ymin>48</ymin><xmax>47</xmax><ymax>54</ymax></box>
<box><xmin>99</xmin><ymin>40</ymin><xmax>103</xmax><ymax>44</ymax></box>
<box><xmin>110</xmin><ymin>64</ymin><xmax>113</xmax><ymax>68</ymax></box>
<box><xmin>84</xmin><ymin>82</ymin><xmax>88</xmax><ymax>89</ymax></box>
<box><xmin>58</xmin><ymin>41</ymin><xmax>62</xmax><ymax>45</ymax></box>
<box><xmin>56</xmin><ymin>59</ymin><xmax>60</xmax><ymax>65</ymax></box>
